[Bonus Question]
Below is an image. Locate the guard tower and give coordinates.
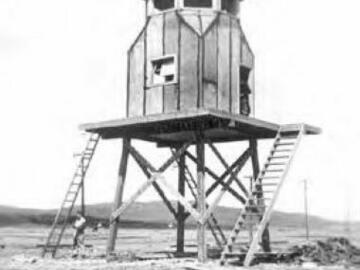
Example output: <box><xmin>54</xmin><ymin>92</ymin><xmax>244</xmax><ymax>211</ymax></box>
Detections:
<box><xmin>42</xmin><ymin>0</ymin><xmax>321</xmax><ymax>266</ymax></box>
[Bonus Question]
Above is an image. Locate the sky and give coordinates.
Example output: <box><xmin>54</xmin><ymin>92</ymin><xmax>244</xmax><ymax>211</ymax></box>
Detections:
<box><xmin>0</xmin><ymin>0</ymin><xmax>359</xmax><ymax>222</ymax></box>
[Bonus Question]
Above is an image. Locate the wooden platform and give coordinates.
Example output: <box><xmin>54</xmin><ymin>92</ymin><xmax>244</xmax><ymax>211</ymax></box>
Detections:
<box><xmin>80</xmin><ymin>109</ymin><xmax>321</xmax><ymax>145</ymax></box>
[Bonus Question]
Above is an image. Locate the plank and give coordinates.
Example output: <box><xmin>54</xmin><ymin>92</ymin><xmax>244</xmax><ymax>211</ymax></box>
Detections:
<box><xmin>164</xmin><ymin>12</ymin><xmax>179</xmax><ymax>113</ymax></box>
<box><xmin>217</xmin><ymin>14</ymin><xmax>230</xmax><ymax>112</ymax></box>
<box><xmin>231</xmin><ymin>18</ymin><xmax>240</xmax><ymax>114</ymax></box>
<box><xmin>110</xmin><ymin>173</ymin><xmax>164</xmax><ymax>222</ymax></box>
<box><xmin>146</xmin><ymin>15</ymin><xmax>164</xmax><ymax>115</ymax></box>
<box><xmin>203</xmin><ymin>20</ymin><xmax>218</xmax><ymax>109</ymax></box>
<box><xmin>180</xmin><ymin>22</ymin><xmax>199</xmax><ymax>110</ymax></box>
<box><xmin>157</xmin><ymin>176</ymin><xmax>201</xmax><ymax>222</ymax></box>
<box><xmin>128</xmin><ymin>34</ymin><xmax>145</xmax><ymax>117</ymax></box>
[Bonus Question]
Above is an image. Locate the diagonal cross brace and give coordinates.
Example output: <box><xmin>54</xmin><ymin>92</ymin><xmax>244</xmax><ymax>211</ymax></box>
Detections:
<box><xmin>110</xmin><ymin>142</ymin><xmax>202</xmax><ymax>223</ymax></box>
<box><xmin>130</xmin><ymin>149</ymin><xmax>178</xmax><ymax>219</ymax></box>
<box><xmin>200</xmin><ymin>148</ymin><xmax>251</xmax><ymax>224</ymax></box>
<box><xmin>208</xmin><ymin>142</ymin><xmax>249</xmax><ymax>197</ymax></box>
<box><xmin>110</xmin><ymin>173</ymin><xmax>164</xmax><ymax>223</ymax></box>
<box><xmin>185</xmin><ymin>151</ymin><xmax>247</xmax><ymax>204</ymax></box>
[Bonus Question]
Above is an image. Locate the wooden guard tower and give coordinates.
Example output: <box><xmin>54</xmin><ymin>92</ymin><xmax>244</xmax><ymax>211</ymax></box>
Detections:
<box><xmin>42</xmin><ymin>0</ymin><xmax>321</xmax><ymax>266</ymax></box>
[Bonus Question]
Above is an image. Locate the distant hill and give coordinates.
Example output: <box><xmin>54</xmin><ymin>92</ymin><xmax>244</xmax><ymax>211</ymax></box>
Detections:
<box><xmin>0</xmin><ymin>201</ymin><xmax>341</xmax><ymax>229</ymax></box>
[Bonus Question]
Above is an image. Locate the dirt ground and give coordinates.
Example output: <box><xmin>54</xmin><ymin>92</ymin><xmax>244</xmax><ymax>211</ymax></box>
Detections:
<box><xmin>0</xmin><ymin>225</ymin><xmax>359</xmax><ymax>270</ymax></box>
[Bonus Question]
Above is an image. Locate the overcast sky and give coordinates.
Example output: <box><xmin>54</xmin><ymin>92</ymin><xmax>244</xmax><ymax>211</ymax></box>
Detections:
<box><xmin>0</xmin><ymin>0</ymin><xmax>359</xmax><ymax>222</ymax></box>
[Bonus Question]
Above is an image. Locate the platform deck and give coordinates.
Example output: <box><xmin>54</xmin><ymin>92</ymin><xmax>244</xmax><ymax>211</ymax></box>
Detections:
<box><xmin>80</xmin><ymin>109</ymin><xmax>321</xmax><ymax>145</ymax></box>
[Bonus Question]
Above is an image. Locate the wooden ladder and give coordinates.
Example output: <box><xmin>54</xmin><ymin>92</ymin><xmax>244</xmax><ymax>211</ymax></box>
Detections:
<box><xmin>220</xmin><ymin>124</ymin><xmax>305</xmax><ymax>266</ymax></box>
<box><xmin>42</xmin><ymin>133</ymin><xmax>100</xmax><ymax>258</ymax></box>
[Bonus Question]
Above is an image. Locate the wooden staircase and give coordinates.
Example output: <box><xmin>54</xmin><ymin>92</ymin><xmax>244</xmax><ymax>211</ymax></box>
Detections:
<box><xmin>42</xmin><ymin>134</ymin><xmax>100</xmax><ymax>258</ymax></box>
<box><xmin>220</xmin><ymin>125</ymin><xmax>305</xmax><ymax>266</ymax></box>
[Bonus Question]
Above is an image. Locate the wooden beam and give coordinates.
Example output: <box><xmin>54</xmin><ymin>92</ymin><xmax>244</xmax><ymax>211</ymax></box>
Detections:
<box><xmin>206</xmin><ymin>150</ymin><xmax>250</xmax><ymax>196</ymax></box>
<box><xmin>196</xmin><ymin>135</ymin><xmax>207</xmax><ymax>262</ymax></box>
<box><xmin>106</xmin><ymin>138</ymin><xmax>130</xmax><ymax>254</ymax></box>
<box><xmin>110</xmin><ymin>173</ymin><xmax>164</xmax><ymax>223</ymax></box>
<box><xmin>208</xmin><ymin>142</ymin><xmax>249</xmax><ymax>197</ymax></box>
<box><xmin>176</xmin><ymin>152</ymin><xmax>186</xmax><ymax>253</ymax></box>
<box><xmin>128</xmin><ymin>145</ymin><xmax>157</xmax><ymax>172</ymax></box>
<box><xmin>201</xmin><ymin>148</ymin><xmax>251</xmax><ymax>224</ymax></box>
<box><xmin>110</xmin><ymin>142</ymin><xmax>194</xmax><ymax>222</ymax></box>
<box><xmin>130</xmin><ymin>152</ymin><xmax>178</xmax><ymax>219</ymax></box>
<box><xmin>157</xmin><ymin>176</ymin><xmax>202</xmax><ymax>222</ymax></box>
<box><xmin>185</xmin><ymin>151</ymin><xmax>246</xmax><ymax>203</ymax></box>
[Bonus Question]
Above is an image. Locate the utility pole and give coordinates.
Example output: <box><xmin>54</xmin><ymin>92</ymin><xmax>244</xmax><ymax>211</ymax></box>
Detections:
<box><xmin>303</xmin><ymin>179</ymin><xmax>309</xmax><ymax>241</ymax></box>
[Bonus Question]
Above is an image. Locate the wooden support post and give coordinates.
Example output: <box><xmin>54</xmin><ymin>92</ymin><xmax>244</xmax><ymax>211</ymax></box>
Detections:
<box><xmin>106</xmin><ymin>138</ymin><xmax>130</xmax><ymax>255</ymax></box>
<box><xmin>176</xmin><ymin>152</ymin><xmax>186</xmax><ymax>253</ymax></box>
<box><xmin>196</xmin><ymin>136</ymin><xmax>207</xmax><ymax>262</ymax></box>
<box><xmin>250</xmin><ymin>139</ymin><xmax>271</xmax><ymax>252</ymax></box>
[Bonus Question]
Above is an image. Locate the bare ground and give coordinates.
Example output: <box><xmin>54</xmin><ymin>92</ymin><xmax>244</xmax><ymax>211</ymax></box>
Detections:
<box><xmin>0</xmin><ymin>225</ymin><xmax>359</xmax><ymax>270</ymax></box>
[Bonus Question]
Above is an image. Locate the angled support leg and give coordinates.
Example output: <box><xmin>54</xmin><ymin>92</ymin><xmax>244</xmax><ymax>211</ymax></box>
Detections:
<box><xmin>196</xmin><ymin>134</ymin><xmax>207</xmax><ymax>262</ymax></box>
<box><xmin>250</xmin><ymin>139</ymin><xmax>271</xmax><ymax>252</ymax></box>
<box><xmin>106</xmin><ymin>138</ymin><xmax>131</xmax><ymax>255</ymax></box>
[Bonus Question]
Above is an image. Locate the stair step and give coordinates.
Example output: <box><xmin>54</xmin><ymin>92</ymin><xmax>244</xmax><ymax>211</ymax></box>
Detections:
<box><xmin>263</xmin><ymin>169</ymin><xmax>284</xmax><ymax>173</ymax></box>
<box><xmin>256</xmin><ymin>183</ymin><xmax>278</xmax><ymax>186</ymax></box>
<box><xmin>244</xmin><ymin>212</ymin><xmax>262</xmax><ymax>217</ymax></box>
<box><xmin>270</xmin><ymin>155</ymin><xmax>290</xmax><ymax>159</ymax></box>
<box><xmin>252</xmin><ymin>190</ymin><xmax>274</xmax><ymax>194</ymax></box>
<box><xmin>275</xmin><ymin>142</ymin><xmax>295</xmax><ymax>146</ymax></box>
<box><xmin>273</xmin><ymin>149</ymin><xmax>292</xmax><ymax>152</ymax></box>
<box><xmin>266</xmin><ymin>162</ymin><xmax>286</xmax><ymax>166</ymax></box>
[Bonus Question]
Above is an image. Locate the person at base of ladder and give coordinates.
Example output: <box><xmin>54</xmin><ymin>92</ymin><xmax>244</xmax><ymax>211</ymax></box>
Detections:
<box><xmin>72</xmin><ymin>211</ymin><xmax>86</xmax><ymax>257</ymax></box>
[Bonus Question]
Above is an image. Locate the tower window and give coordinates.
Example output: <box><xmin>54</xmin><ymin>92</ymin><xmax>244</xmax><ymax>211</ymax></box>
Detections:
<box><xmin>153</xmin><ymin>0</ymin><xmax>175</xmax><ymax>11</ymax></box>
<box><xmin>151</xmin><ymin>56</ymin><xmax>177</xmax><ymax>86</ymax></box>
<box><xmin>184</xmin><ymin>0</ymin><xmax>213</xmax><ymax>8</ymax></box>
<box><xmin>240</xmin><ymin>65</ymin><xmax>252</xmax><ymax>116</ymax></box>
<box><xmin>221</xmin><ymin>0</ymin><xmax>239</xmax><ymax>14</ymax></box>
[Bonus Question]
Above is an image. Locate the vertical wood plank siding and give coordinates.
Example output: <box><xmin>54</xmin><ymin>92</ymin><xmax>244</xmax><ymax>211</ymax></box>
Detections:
<box><xmin>128</xmin><ymin>34</ymin><xmax>145</xmax><ymax>117</ymax></box>
<box><xmin>180</xmin><ymin>22</ymin><xmax>199</xmax><ymax>110</ymax></box>
<box><xmin>164</xmin><ymin>12</ymin><xmax>179</xmax><ymax>113</ymax></box>
<box><xmin>231</xmin><ymin>18</ymin><xmax>240</xmax><ymax>114</ymax></box>
<box><xmin>203</xmin><ymin>21</ymin><xmax>218</xmax><ymax>109</ymax></box>
<box><xmin>145</xmin><ymin>15</ymin><xmax>164</xmax><ymax>115</ymax></box>
<box><xmin>217</xmin><ymin>14</ymin><xmax>230</xmax><ymax>111</ymax></box>
<box><xmin>127</xmin><ymin>11</ymin><xmax>253</xmax><ymax>117</ymax></box>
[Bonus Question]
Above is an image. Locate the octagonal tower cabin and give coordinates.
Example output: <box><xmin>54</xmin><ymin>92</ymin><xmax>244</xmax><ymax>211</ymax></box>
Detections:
<box><xmin>127</xmin><ymin>0</ymin><xmax>254</xmax><ymax>118</ymax></box>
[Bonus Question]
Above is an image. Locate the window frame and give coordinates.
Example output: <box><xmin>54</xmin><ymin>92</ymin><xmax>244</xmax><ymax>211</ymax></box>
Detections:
<box><xmin>182</xmin><ymin>0</ymin><xmax>215</xmax><ymax>9</ymax></box>
<box><xmin>148</xmin><ymin>54</ymin><xmax>178</xmax><ymax>88</ymax></box>
<box><xmin>147</xmin><ymin>0</ymin><xmax>220</xmax><ymax>14</ymax></box>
